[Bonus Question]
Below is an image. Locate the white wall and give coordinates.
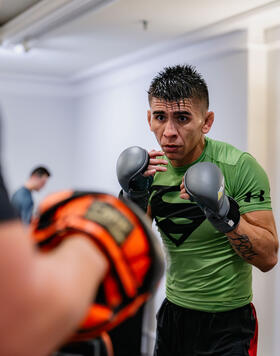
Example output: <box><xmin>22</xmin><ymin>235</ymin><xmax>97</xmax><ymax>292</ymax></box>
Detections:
<box><xmin>242</xmin><ymin>23</ymin><xmax>280</xmax><ymax>356</ymax></box>
<box><xmin>0</xmin><ymin>79</ymin><xmax>78</xmax><ymax>208</ymax></box>
<box><xmin>74</xmin><ymin>30</ymin><xmax>248</xmax><ymax>192</ymax></box>
<box><xmin>266</xmin><ymin>26</ymin><xmax>280</xmax><ymax>356</ymax></box>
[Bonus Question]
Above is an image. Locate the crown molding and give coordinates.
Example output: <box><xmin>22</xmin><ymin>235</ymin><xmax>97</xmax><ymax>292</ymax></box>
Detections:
<box><xmin>0</xmin><ymin>30</ymin><xmax>245</xmax><ymax>97</ymax></box>
<box><xmin>70</xmin><ymin>29</ymin><xmax>248</xmax><ymax>84</ymax></box>
<box><xmin>70</xmin><ymin>29</ymin><xmax>248</xmax><ymax>97</ymax></box>
<box><xmin>69</xmin><ymin>0</ymin><xmax>280</xmax><ymax>83</ymax></box>
<box><xmin>0</xmin><ymin>0</ymin><xmax>117</xmax><ymax>48</ymax></box>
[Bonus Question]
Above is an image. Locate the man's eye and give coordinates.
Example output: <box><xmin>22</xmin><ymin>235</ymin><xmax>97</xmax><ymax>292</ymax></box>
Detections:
<box><xmin>155</xmin><ymin>115</ymin><xmax>165</xmax><ymax>121</ymax></box>
<box><xmin>178</xmin><ymin>116</ymin><xmax>188</xmax><ymax>122</ymax></box>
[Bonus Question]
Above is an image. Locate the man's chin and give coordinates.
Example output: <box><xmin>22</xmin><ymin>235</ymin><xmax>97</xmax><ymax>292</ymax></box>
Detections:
<box><xmin>164</xmin><ymin>151</ymin><xmax>181</xmax><ymax>160</ymax></box>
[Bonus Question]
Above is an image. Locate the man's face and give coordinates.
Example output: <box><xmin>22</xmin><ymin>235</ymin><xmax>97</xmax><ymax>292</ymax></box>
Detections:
<box><xmin>34</xmin><ymin>174</ymin><xmax>49</xmax><ymax>191</ymax></box>
<box><xmin>147</xmin><ymin>97</ymin><xmax>214</xmax><ymax>167</ymax></box>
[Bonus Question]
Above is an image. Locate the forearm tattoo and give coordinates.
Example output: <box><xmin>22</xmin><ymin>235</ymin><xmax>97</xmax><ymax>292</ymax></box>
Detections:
<box><xmin>228</xmin><ymin>232</ymin><xmax>258</xmax><ymax>260</ymax></box>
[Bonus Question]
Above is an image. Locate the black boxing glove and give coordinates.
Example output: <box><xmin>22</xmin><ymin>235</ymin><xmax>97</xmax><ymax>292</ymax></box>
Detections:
<box><xmin>116</xmin><ymin>146</ymin><xmax>153</xmax><ymax>212</ymax></box>
<box><xmin>184</xmin><ymin>162</ymin><xmax>240</xmax><ymax>234</ymax></box>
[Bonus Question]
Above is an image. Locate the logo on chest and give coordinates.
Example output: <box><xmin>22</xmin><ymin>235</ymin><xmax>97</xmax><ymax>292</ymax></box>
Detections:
<box><xmin>150</xmin><ymin>185</ymin><xmax>206</xmax><ymax>247</ymax></box>
<box><xmin>244</xmin><ymin>190</ymin><xmax>265</xmax><ymax>202</ymax></box>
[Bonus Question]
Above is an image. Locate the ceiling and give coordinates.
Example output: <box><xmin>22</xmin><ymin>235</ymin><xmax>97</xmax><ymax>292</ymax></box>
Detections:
<box><xmin>0</xmin><ymin>0</ymin><xmax>279</xmax><ymax>81</ymax></box>
<box><xmin>0</xmin><ymin>0</ymin><xmax>41</xmax><ymax>25</ymax></box>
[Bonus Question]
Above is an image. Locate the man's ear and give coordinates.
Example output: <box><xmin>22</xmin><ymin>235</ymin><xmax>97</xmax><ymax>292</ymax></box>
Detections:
<box><xmin>202</xmin><ymin>111</ymin><xmax>214</xmax><ymax>134</ymax></box>
<box><xmin>147</xmin><ymin>110</ymin><xmax>152</xmax><ymax>130</ymax></box>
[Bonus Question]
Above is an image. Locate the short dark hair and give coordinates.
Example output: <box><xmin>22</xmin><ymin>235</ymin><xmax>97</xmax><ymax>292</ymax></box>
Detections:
<box><xmin>148</xmin><ymin>64</ymin><xmax>209</xmax><ymax>109</ymax></box>
<box><xmin>30</xmin><ymin>166</ymin><xmax>51</xmax><ymax>177</ymax></box>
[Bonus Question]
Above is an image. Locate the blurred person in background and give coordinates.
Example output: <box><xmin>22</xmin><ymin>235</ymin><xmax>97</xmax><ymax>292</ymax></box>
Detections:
<box><xmin>11</xmin><ymin>165</ymin><xmax>51</xmax><ymax>224</ymax></box>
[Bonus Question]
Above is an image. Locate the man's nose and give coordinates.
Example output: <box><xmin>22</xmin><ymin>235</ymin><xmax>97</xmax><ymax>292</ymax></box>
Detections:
<box><xmin>163</xmin><ymin>119</ymin><xmax>177</xmax><ymax>137</ymax></box>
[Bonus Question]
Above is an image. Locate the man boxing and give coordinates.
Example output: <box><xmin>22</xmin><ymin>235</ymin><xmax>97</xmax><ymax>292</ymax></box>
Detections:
<box><xmin>117</xmin><ymin>64</ymin><xmax>278</xmax><ymax>355</ymax></box>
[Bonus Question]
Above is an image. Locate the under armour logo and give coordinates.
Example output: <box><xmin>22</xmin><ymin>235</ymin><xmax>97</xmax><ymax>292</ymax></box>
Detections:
<box><xmin>244</xmin><ymin>190</ymin><xmax>265</xmax><ymax>202</ymax></box>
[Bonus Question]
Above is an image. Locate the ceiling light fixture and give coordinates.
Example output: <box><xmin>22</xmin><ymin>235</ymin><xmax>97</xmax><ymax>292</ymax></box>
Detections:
<box><xmin>12</xmin><ymin>43</ymin><xmax>27</xmax><ymax>55</ymax></box>
<box><xmin>0</xmin><ymin>0</ymin><xmax>117</xmax><ymax>49</ymax></box>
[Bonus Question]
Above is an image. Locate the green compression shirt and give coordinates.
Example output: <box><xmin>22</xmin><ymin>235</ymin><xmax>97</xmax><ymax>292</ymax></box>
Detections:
<box><xmin>149</xmin><ymin>136</ymin><xmax>272</xmax><ymax>312</ymax></box>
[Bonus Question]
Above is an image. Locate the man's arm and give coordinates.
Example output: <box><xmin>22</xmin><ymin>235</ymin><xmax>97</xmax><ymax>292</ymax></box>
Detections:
<box><xmin>0</xmin><ymin>220</ymin><xmax>108</xmax><ymax>356</ymax></box>
<box><xmin>181</xmin><ymin>161</ymin><xmax>278</xmax><ymax>273</ymax></box>
<box><xmin>226</xmin><ymin>210</ymin><xmax>278</xmax><ymax>272</ymax></box>
<box><xmin>21</xmin><ymin>195</ymin><xmax>33</xmax><ymax>224</ymax></box>
<box><xmin>20</xmin><ymin>197</ymin><xmax>33</xmax><ymax>224</ymax></box>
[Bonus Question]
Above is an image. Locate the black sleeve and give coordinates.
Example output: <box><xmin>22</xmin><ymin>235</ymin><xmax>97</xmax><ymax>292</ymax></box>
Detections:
<box><xmin>0</xmin><ymin>165</ymin><xmax>17</xmax><ymax>222</ymax></box>
<box><xmin>0</xmin><ymin>114</ymin><xmax>17</xmax><ymax>222</ymax></box>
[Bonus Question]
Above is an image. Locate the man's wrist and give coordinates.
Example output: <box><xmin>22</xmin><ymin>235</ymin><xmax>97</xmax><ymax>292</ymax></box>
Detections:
<box><xmin>206</xmin><ymin>196</ymin><xmax>240</xmax><ymax>234</ymax></box>
<box><xmin>119</xmin><ymin>189</ymin><xmax>150</xmax><ymax>212</ymax></box>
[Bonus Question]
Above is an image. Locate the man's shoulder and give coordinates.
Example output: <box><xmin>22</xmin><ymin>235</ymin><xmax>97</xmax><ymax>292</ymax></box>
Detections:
<box><xmin>13</xmin><ymin>186</ymin><xmax>26</xmax><ymax>195</ymax></box>
<box><xmin>12</xmin><ymin>187</ymin><xmax>32</xmax><ymax>200</ymax></box>
<box><xmin>205</xmin><ymin>137</ymin><xmax>246</xmax><ymax>166</ymax></box>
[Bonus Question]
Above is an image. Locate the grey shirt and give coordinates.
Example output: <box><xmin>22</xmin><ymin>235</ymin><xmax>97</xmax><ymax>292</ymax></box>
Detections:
<box><xmin>0</xmin><ymin>168</ymin><xmax>16</xmax><ymax>222</ymax></box>
<box><xmin>11</xmin><ymin>187</ymin><xmax>33</xmax><ymax>224</ymax></box>
<box><xmin>0</xmin><ymin>117</ymin><xmax>16</xmax><ymax>222</ymax></box>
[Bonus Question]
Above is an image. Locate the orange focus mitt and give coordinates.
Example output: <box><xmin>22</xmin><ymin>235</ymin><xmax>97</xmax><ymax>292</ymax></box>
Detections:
<box><xmin>31</xmin><ymin>191</ymin><xmax>164</xmax><ymax>342</ymax></box>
